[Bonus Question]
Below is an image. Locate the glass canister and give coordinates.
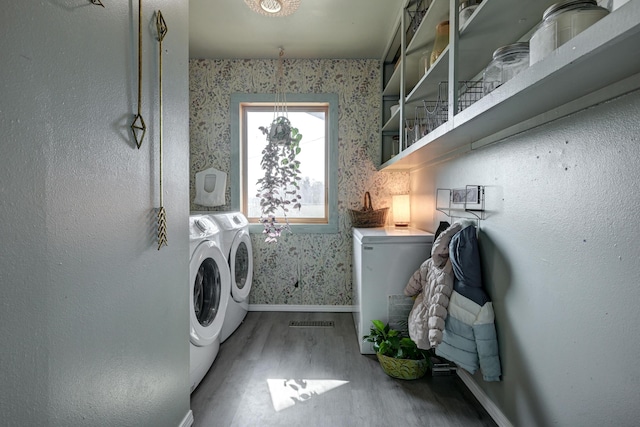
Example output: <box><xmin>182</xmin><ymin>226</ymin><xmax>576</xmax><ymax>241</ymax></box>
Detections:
<box><xmin>430</xmin><ymin>20</ymin><xmax>450</xmax><ymax>67</ymax></box>
<box><xmin>483</xmin><ymin>42</ymin><xmax>530</xmax><ymax>95</ymax></box>
<box><xmin>459</xmin><ymin>0</ymin><xmax>482</xmax><ymax>28</ymax></box>
<box><xmin>530</xmin><ymin>0</ymin><xmax>609</xmax><ymax>65</ymax></box>
<box><xmin>405</xmin><ymin>119</ymin><xmax>416</xmax><ymax>149</ymax></box>
<box><xmin>392</xmin><ymin>135</ymin><xmax>400</xmax><ymax>156</ymax></box>
<box><xmin>418</xmin><ymin>50</ymin><xmax>430</xmax><ymax>80</ymax></box>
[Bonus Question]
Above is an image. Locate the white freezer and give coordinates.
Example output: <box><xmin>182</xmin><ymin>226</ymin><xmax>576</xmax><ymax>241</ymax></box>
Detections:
<box><xmin>352</xmin><ymin>227</ymin><xmax>434</xmax><ymax>354</ymax></box>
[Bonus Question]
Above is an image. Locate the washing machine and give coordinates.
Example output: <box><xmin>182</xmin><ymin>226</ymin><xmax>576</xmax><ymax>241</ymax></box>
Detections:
<box><xmin>352</xmin><ymin>227</ymin><xmax>434</xmax><ymax>354</ymax></box>
<box><xmin>188</xmin><ymin>214</ymin><xmax>231</xmax><ymax>392</ymax></box>
<box><xmin>206</xmin><ymin>212</ymin><xmax>253</xmax><ymax>343</ymax></box>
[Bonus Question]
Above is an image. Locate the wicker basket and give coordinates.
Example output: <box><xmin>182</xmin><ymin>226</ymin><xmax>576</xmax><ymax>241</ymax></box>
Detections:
<box><xmin>349</xmin><ymin>192</ymin><xmax>389</xmax><ymax>228</ymax></box>
<box><xmin>376</xmin><ymin>353</ymin><xmax>429</xmax><ymax>380</ymax></box>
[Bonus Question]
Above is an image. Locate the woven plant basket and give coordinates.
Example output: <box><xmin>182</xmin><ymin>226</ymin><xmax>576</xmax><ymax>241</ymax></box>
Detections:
<box><xmin>349</xmin><ymin>192</ymin><xmax>389</xmax><ymax>228</ymax></box>
<box><xmin>376</xmin><ymin>353</ymin><xmax>429</xmax><ymax>380</ymax></box>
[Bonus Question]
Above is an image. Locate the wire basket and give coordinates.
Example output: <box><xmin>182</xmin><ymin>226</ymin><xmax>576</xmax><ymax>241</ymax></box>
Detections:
<box><xmin>349</xmin><ymin>192</ymin><xmax>389</xmax><ymax>228</ymax></box>
<box><xmin>457</xmin><ymin>80</ymin><xmax>484</xmax><ymax>111</ymax></box>
<box><xmin>423</xmin><ymin>81</ymin><xmax>484</xmax><ymax>133</ymax></box>
<box><xmin>406</xmin><ymin>0</ymin><xmax>430</xmax><ymax>44</ymax></box>
<box><xmin>423</xmin><ymin>99</ymin><xmax>448</xmax><ymax>133</ymax></box>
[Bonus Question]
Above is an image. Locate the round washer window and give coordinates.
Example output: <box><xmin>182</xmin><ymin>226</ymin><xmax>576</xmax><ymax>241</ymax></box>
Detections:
<box><xmin>234</xmin><ymin>242</ymin><xmax>249</xmax><ymax>290</ymax></box>
<box><xmin>193</xmin><ymin>258</ymin><xmax>222</xmax><ymax>327</ymax></box>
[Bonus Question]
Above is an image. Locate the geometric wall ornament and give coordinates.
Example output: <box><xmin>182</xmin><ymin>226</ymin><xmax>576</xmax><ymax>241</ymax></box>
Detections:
<box><xmin>131</xmin><ymin>0</ymin><xmax>145</xmax><ymax>149</ymax></box>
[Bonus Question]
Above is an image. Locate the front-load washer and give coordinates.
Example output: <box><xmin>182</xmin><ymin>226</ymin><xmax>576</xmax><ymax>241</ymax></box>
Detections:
<box><xmin>188</xmin><ymin>214</ymin><xmax>231</xmax><ymax>392</ymax></box>
<box><xmin>206</xmin><ymin>212</ymin><xmax>253</xmax><ymax>343</ymax></box>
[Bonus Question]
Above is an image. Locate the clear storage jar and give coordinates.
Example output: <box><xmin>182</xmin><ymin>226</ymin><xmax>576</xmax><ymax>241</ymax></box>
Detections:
<box><xmin>418</xmin><ymin>50</ymin><xmax>430</xmax><ymax>80</ymax></box>
<box><xmin>430</xmin><ymin>20</ymin><xmax>450</xmax><ymax>67</ymax></box>
<box><xmin>483</xmin><ymin>42</ymin><xmax>530</xmax><ymax>95</ymax></box>
<box><xmin>459</xmin><ymin>0</ymin><xmax>482</xmax><ymax>29</ymax></box>
<box><xmin>530</xmin><ymin>0</ymin><xmax>609</xmax><ymax>65</ymax></box>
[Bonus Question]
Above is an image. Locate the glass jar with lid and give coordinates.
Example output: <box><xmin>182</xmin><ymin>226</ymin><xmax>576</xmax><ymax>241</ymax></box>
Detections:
<box><xmin>483</xmin><ymin>42</ymin><xmax>530</xmax><ymax>95</ymax></box>
<box><xmin>430</xmin><ymin>20</ymin><xmax>450</xmax><ymax>67</ymax></box>
<box><xmin>459</xmin><ymin>0</ymin><xmax>482</xmax><ymax>29</ymax></box>
<box><xmin>529</xmin><ymin>0</ymin><xmax>609</xmax><ymax>65</ymax></box>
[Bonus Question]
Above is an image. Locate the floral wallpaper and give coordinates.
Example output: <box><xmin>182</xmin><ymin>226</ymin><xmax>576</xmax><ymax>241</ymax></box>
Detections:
<box><xmin>189</xmin><ymin>59</ymin><xmax>409</xmax><ymax>306</ymax></box>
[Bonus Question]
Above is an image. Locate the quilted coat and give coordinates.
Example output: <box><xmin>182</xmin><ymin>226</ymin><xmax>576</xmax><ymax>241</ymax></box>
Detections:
<box><xmin>404</xmin><ymin>222</ymin><xmax>462</xmax><ymax>349</ymax></box>
<box><xmin>435</xmin><ymin>225</ymin><xmax>502</xmax><ymax>382</ymax></box>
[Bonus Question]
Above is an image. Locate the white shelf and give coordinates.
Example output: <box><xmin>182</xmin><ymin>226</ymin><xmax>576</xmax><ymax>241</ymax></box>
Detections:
<box><xmin>382</xmin><ymin>56</ymin><xmax>420</xmax><ymax>98</ymax></box>
<box><xmin>406</xmin><ymin>0</ymin><xmax>450</xmax><ymax>55</ymax></box>
<box><xmin>381</xmin><ymin>0</ymin><xmax>640</xmax><ymax>171</ymax></box>
<box><xmin>406</xmin><ymin>0</ymin><xmax>553</xmax><ymax>103</ymax></box>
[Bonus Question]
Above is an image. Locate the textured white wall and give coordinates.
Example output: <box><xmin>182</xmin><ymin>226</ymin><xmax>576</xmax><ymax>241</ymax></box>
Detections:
<box><xmin>411</xmin><ymin>89</ymin><xmax>640</xmax><ymax>426</ymax></box>
<box><xmin>0</xmin><ymin>1</ymin><xmax>191</xmax><ymax>425</ymax></box>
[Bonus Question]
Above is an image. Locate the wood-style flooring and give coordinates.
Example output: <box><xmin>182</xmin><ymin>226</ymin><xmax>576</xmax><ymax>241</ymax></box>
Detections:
<box><xmin>190</xmin><ymin>311</ymin><xmax>497</xmax><ymax>427</ymax></box>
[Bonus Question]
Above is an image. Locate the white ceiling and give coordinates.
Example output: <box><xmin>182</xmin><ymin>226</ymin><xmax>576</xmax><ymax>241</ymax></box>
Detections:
<box><xmin>189</xmin><ymin>0</ymin><xmax>405</xmax><ymax>60</ymax></box>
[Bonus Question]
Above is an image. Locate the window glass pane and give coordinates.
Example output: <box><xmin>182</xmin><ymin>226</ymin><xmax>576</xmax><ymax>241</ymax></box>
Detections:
<box><xmin>244</xmin><ymin>107</ymin><xmax>327</xmax><ymax>222</ymax></box>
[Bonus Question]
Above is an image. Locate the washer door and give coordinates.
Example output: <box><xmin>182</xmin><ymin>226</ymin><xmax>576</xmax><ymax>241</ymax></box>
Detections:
<box><xmin>229</xmin><ymin>228</ymin><xmax>253</xmax><ymax>303</ymax></box>
<box><xmin>189</xmin><ymin>241</ymin><xmax>230</xmax><ymax>347</ymax></box>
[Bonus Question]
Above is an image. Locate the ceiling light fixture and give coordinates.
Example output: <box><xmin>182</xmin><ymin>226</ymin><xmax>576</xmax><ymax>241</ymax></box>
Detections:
<box><xmin>244</xmin><ymin>0</ymin><xmax>301</xmax><ymax>17</ymax></box>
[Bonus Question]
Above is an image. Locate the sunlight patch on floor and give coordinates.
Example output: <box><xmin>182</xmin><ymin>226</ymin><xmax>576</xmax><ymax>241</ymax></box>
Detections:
<box><xmin>266</xmin><ymin>379</ymin><xmax>349</xmax><ymax>412</ymax></box>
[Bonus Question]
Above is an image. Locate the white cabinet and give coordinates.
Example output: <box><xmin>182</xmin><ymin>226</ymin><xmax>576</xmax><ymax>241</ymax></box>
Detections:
<box><xmin>380</xmin><ymin>0</ymin><xmax>640</xmax><ymax>170</ymax></box>
<box><xmin>352</xmin><ymin>227</ymin><xmax>434</xmax><ymax>354</ymax></box>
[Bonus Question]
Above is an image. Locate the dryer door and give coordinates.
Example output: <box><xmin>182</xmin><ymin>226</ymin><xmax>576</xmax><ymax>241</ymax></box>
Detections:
<box><xmin>189</xmin><ymin>241</ymin><xmax>230</xmax><ymax>347</ymax></box>
<box><xmin>229</xmin><ymin>228</ymin><xmax>253</xmax><ymax>303</ymax></box>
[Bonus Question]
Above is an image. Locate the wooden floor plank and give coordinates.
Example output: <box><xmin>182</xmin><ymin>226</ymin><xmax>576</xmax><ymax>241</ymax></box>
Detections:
<box><xmin>191</xmin><ymin>312</ymin><xmax>497</xmax><ymax>427</ymax></box>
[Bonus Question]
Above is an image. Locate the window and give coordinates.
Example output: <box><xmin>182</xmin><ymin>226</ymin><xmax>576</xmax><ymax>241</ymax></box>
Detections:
<box><xmin>230</xmin><ymin>93</ymin><xmax>338</xmax><ymax>234</ymax></box>
<box><xmin>244</xmin><ymin>105</ymin><xmax>327</xmax><ymax>222</ymax></box>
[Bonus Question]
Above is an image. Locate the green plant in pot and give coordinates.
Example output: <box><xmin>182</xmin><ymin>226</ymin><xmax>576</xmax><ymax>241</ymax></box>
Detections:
<box><xmin>256</xmin><ymin>115</ymin><xmax>303</xmax><ymax>243</ymax></box>
<box><xmin>363</xmin><ymin>320</ymin><xmax>431</xmax><ymax>380</ymax></box>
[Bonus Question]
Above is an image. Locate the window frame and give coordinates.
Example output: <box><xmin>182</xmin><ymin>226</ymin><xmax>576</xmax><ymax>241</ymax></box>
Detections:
<box><xmin>230</xmin><ymin>93</ymin><xmax>339</xmax><ymax>235</ymax></box>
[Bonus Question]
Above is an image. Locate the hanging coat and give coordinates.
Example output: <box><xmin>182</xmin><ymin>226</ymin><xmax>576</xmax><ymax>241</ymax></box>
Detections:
<box><xmin>404</xmin><ymin>222</ymin><xmax>462</xmax><ymax>349</ymax></box>
<box><xmin>435</xmin><ymin>225</ymin><xmax>502</xmax><ymax>382</ymax></box>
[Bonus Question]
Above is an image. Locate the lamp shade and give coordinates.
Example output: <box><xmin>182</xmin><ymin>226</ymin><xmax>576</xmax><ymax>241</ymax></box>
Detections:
<box><xmin>393</xmin><ymin>195</ymin><xmax>410</xmax><ymax>227</ymax></box>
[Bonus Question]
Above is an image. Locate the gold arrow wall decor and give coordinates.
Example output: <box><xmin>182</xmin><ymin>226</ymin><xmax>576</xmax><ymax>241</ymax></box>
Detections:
<box><xmin>131</xmin><ymin>0</ymin><xmax>146</xmax><ymax>149</ymax></box>
<box><xmin>156</xmin><ymin>10</ymin><xmax>168</xmax><ymax>250</ymax></box>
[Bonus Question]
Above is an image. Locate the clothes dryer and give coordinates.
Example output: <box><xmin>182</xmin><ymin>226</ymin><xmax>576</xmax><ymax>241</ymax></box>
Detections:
<box><xmin>206</xmin><ymin>212</ymin><xmax>253</xmax><ymax>343</ymax></box>
<box><xmin>188</xmin><ymin>215</ymin><xmax>230</xmax><ymax>392</ymax></box>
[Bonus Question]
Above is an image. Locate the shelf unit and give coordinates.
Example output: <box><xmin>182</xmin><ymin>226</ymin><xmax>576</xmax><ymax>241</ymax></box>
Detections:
<box><xmin>380</xmin><ymin>0</ymin><xmax>640</xmax><ymax>170</ymax></box>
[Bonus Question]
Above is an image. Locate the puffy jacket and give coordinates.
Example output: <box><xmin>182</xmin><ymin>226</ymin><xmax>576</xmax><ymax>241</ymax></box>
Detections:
<box><xmin>435</xmin><ymin>225</ymin><xmax>502</xmax><ymax>382</ymax></box>
<box><xmin>404</xmin><ymin>222</ymin><xmax>462</xmax><ymax>349</ymax></box>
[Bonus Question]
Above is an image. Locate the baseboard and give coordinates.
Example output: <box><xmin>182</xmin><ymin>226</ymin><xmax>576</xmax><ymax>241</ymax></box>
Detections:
<box><xmin>179</xmin><ymin>410</ymin><xmax>194</xmax><ymax>427</ymax></box>
<box><xmin>248</xmin><ymin>304</ymin><xmax>355</xmax><ymax>313</ymax></box>
<box><xmin>456</xmin><ymin>369</ymin><xmax>513</xmax><ymax>427</ymax></box>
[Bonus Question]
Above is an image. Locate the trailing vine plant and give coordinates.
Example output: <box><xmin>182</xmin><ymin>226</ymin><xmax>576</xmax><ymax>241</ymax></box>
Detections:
<box><xmin>254</xmin><ymin>48</ymin><xmax>304</xmax><ymax>243</ymax></box>
<box><xmin>256</xmin><ymin>116</ymin><xmax>303</xmax><ymax>243</ymax></box>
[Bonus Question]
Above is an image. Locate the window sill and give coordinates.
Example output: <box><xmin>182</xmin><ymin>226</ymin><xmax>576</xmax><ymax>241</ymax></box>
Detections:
<box><xmin>248</xmin><ymin>223</ymin><xmax>338</xmax><ymax>235</ymax></box>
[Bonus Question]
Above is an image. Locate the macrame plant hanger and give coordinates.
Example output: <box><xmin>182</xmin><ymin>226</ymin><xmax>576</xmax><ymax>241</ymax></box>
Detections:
<box><xmin>257</xmin><ymin>47</ymin><xmax>303</xmax><ymax>243</ymax></box>
<box><xmin>274</xmin><ymin>48</ymin><xmax>288</xmax><ymax>121</ymax></box>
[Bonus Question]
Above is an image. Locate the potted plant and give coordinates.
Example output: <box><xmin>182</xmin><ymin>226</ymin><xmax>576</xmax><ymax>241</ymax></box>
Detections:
<box><xmin>363</xmin><ymin>320</ymin><xmax>431</xmax><ymax>380</ymax></box>
<box><xmin>256</xmin><ymin>115</ymin><xmax>303</xmax><ymax>243</ymax></box>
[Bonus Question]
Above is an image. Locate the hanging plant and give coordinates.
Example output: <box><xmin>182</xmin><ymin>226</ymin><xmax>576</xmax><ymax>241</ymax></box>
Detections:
<box><xmin>256</xmin><ymin>115</ymin><xmax>303</xmax><ymax>243</ymax></box>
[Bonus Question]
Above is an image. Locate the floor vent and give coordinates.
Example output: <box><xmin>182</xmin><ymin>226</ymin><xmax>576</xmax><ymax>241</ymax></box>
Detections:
<box><xmin>288</xmin><ymin>320</ymin><xmax>335</xmax><ymax>328</ymax></box>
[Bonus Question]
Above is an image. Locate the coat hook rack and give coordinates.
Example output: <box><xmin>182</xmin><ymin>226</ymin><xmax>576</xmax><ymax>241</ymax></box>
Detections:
<box><xmin>436</xmin><ymin>185</ymin><xmax>485</xmax><ymax>227</ymax></box>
